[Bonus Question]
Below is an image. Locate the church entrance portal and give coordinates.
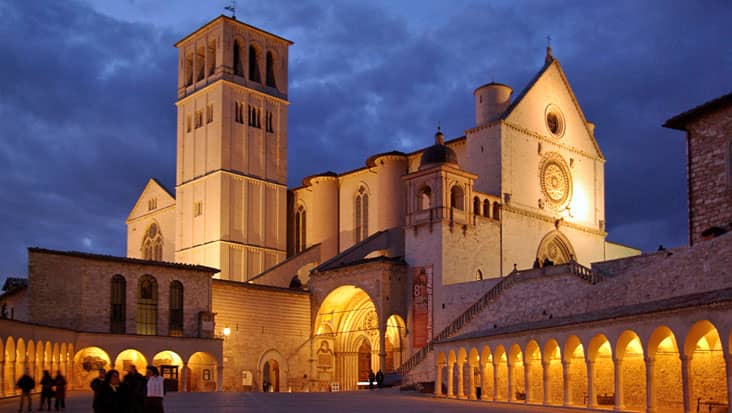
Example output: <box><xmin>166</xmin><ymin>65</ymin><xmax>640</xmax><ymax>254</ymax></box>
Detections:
<box><xmin>263</xmin><ymin>359</ymin><xmax>280</xmax><ymax>392</ymax></box>
<box><xmin>357</xmin><ymin>340</ymin><xmax>371</xmax><ymax>381</ymax></box>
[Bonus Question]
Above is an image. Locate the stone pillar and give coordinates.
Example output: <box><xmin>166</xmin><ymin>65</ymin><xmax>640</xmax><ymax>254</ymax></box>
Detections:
<box><xmin>681</xmin><ymin>355</ymin><xmax>692</xmax><ymax>413</ymax></box>
<box><xmin>562</xmin><ymin>360</ymin><xmax>570</xmax><ymax>406</ymax></box>
<box><xmin>10</xmin><ymin>361</ymin><xmax>16</xmax><ymax>396</ymax></box>
<box><xmin>447</xmin><ymin>364</ymin><xmax>455</xmax><ymax>398</ymax></box>
<box><xmin>434</xmin><ymin>363</ymin><xmax>443</xmax><ymax>397</ymax></box>
<box><xmin>507</xmin><ymin>362</ymin><xmax>514</xmax><ymax>402</ymax></box>
<box><xmin>216</xmin><ymin>364</ymin><xmax>223</xmax><ymax>391</ymax></box>
<box><xmin>0</xmin><ymin>360</ymin><xmax>5</xmax><ymax>397</ymax></box>
<box><xmin>523</xmin><ymin>363</ymin><xmax>530</xmax><ymax>403</ymax></box>
<box><xmin>181</xmin><ymin>362</ymin><xmax>188</xmax><ymax>393</ymax></box>
<box><xmin>480</xmin><ymin>362</ymin><xmax>487</xmax><ymax>401</ymax></box>
<box><xmin>587</xmin><ymin>359</ymin><xmax>596</xmax><ymax>409</ymax></box>
<box><xmin>725</xmin><ymin>355</ymin><xmax>732</xmax><ymax>413</ymax></box>
<box><xmin>457</xmin><ymin>363</ymin><xmax>465</xmax><ymax>399</ymax></box>
<box><xmin>542</xmin><ymin>361</ymin><xmax>550</xmax><ymax>405</ymax></box>
<box><xmin>469</xmin><ymin>363</ymin><xmax>477</xmax><ymax>400</ymax></box>
<box><xmin>379</xmin><ymin>327</ymin><xmax>387</xmax><ymax>373</ymax></box>
<box><xmin>645</xmin><ymin>357</ymin><xmax>655</xmax><ymax>413</ymax></box>
<box><xmin>492</xmin><ymin>362</ymin><xmax>498</xmax><ymax>401</ymax></box>
<box><xmin>614</xmin><ymin>358</ymin><xmax>625</xmax><ymax>411</ymax></box>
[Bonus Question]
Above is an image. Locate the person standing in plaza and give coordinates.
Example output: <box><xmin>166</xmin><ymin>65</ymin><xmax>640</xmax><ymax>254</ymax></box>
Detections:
<box><xmin>123</xmin><ymin>365</ymin><xmax>147</xmax><ymax>413</ymax></box>
<box><xmin>144</xmin><ymin>366</ymin><xmax>165</xmax><ymax>413</ymax></box>
<box><xmin>39</xmin><ymin>371</ymin><xmax>54</xmax><ymax>411</ymax></box>
<box><xmin>98</xmin><ymin>370</ymin><xmax>128</xmax><ymax>413</ymax></box>
<box><xmin>53</xmin><ymin>371</ymin><xmax>66</xmax><ymax>411</ymax></box>
<box><xmin>16</xmin><ymin>368</ymin><xmax>35</xmax><ymax>412</ymax></box>
<box><xmin>375</xmin><ymin>370</ymin><xmax>384</xmax><ymax>388</ymax></box>
<box><xmin>367</xmin><ymin>370</ymin><xmax>375</xmax><ymax>390</ymax></box>
<box><xmin>90</xmin><ymin>369</ymin><xmax>106</xmax><ymax>413</ymax></box>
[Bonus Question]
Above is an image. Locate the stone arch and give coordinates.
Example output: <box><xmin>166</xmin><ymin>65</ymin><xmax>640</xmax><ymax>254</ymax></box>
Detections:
<box><xmin>492</xmin><ymin>202</ymin><xmax>501</xmax><ymax>220</ymax></box>
<box><xmin>494</xmin><ymin>344</ymin><xmax>508</xmax><ymax>401</ymax></box>
<box><xmin>615</xmin><ymin>330</ymin><xmax>646</xmax><ymax>410</ymax></box>
<box><xmin>153</xmin><ymin>350</ymin><xmax>183</xmax><ymax>391</ymax></box>
<box><xmin>15</xmin><ymin>338</ymin><xmax>26</xmax><ymax>384</ymax></box>
<box><xmin>265</xmin><ymin>49</ymin><xmax>277</xmax><ymax>88</ymax></box>
<box><xmin>248</xmin><ymin>44</ymin><xmax>262</xmax><ymax>83</ymax></box>
<box><xmin>684</xmin><ymin>320</ymin><xmax>727</xmax><ymax>408</ymax></box>
<box><xmin>587</xmin><ymin>333</ymin><xmax>614</xmax><ymax>407</ymax></box>
<box><xmin>384</xmin><ymin>314</ymin><xmax>406</xmax><ymax>372</ymax></box>
<box><xmin>543</xmin><ymin>338</ymin><xmax>563</xmax><ymax>405</ymax></box>
<box><xmin>436</xmin><ymin>351</ymin><xmax>447</xmax><ymax>396</ymax></box>
<box><xmin>483</xmin><ymin>199</ymin><xmax>491</xmax><ymax>217</ymax></box>
<box><xmin>456</xmin><ymin>347</ymin><xmax>468</xmax><ymax>398</ymax></box>
<box><xmin>447</xmin><ymin>349</ymin><xmax>457</xmax><ymax>398</ymax></box>
<box><xmin>473</xmin><ymin>196</ymin><xmax>481</xmax><ymax>215</ymax></box>
<box><xmin>141</xmin><ymin>220</ymin><xmax>163</xmax><ymax>261</ymax></box>
<box><xmin>647</xmin><ymin>325</ymin><xmax>681</xmax><ymax>412</ymax></box>
<box><xmin>450</xmin><ymin>184</ymin><xmax>465</xmax><ymax>210</ymax></box>
<box><xmin>294</xmin><ymin>203</ymin><xmax>307</xmax><ymax>254</ymax></box>
<box><xmin>313</xmin><ymin>285</ymin><xmax>379</xmax><ymax>391</ymax></box>
<box><xmin>468</xmin><ymin>347</ymin><xmax>480</xmax><ymax>399</ymax></box>
<box><xmin>258</xmin><ymin>348</ymin><xmax>287</xmax><ymax>392</ymax></box>
<box><xmin>5</xmin><ymin>336</ymin><xmax>15</xmax><ymax>395</ymax></box>
<box><xmin>114</xmin><ymin>349</ymin><xmax>148</xmax><ymax>374</ymax></box>
<box><xmin>536</xmin><ymin>230</ymin><xmax>575</xmax><ymax>266</ymax></box>
<box><xmin>508</xmin><ymin>343</ymin><xmax>525</xmax><ymax>402</ymax></box>
<box><xmin>563</xmin><ymin>335</ymin><xmax>587</xmax><ymax>406</ymax></box>
<box><xmin>187</xmin><ymin>352</ymin><xmax>217</xmax><ymax>392</ymax></box>
<box><xmin>418</xmin><ymin>185</ymin><xmax>432</xmax><ymax>210</ymax></box>
<box><xmin>43</xmin><ymin>341</ymin><xmax>52</xmax><ymax>371</ymax></box>
<box><xmin>354</xmin><ymin>184</ymin><xmax>370</xmax><ymax>242</ymax></box>
<box><xmin>481</xmin><ymin>345</ymin><xmax>494</xmax><ymax>400</ymax></box>
<box><xmin>525</xmin><ymin>340</ymin><xmax>543</xmax><ymax>403</ymax></box>
<box><xmin>73</xmin><ymin>347</ymin><xmax>111</xmax><ymax>389</ymax></box>
<box><xmin>232</xmin><ymin>38</ymin><xmax>244</xmax><ymax>76</ymax></box>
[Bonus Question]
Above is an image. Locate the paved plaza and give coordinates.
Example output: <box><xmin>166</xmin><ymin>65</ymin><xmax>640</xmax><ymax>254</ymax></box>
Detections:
<box><xmin>0</xmin><ymin>390</ymin><xmax>587</xmax><ymax>413</ymax></box>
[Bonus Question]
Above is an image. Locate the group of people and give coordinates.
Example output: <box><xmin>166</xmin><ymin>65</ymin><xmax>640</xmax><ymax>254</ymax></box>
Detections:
<box><xmin>91</xmin><ymin>365</ymin><xmax>166</xmax><ymax>413</ymax></box>
<box><xmin>15</xmin><ymin>368</ymin><xmax>67</xmax><ymax>412</ymax></box>
<box><xmin>367</xmin><ymin>369</ymin><xmax>385</xmax><ymax>390</ymax></box>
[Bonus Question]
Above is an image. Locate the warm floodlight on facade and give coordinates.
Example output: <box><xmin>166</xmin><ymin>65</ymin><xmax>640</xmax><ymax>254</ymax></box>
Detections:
<box><xmin>223</xmin><ymin>327</ymin><xmax>231</xmax><ymax>337</ymax></box>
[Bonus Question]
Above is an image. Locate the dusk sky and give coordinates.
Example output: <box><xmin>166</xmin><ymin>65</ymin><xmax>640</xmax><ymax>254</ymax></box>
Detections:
<box><xmin>1</xmin><ymin>1</ymin><xmax>730</xmax><ymax>282</ymax></box>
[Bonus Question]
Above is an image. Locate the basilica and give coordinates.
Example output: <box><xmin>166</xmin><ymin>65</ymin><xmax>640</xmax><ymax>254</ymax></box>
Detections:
<box><xmin>2</xmin><ymin>15</ymin><xmax>731</xmax><ymax>412</ymax></box>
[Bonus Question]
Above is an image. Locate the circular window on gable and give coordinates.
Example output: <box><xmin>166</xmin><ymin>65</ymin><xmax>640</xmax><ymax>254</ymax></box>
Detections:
<box><xmin>545</xmin><ymin>105</ymin><xmax>565</xmax><ymax>138</ymax></box>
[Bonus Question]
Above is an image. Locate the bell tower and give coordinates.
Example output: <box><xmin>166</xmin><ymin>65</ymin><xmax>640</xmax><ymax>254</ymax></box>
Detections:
<box><xmin>174</xmin><ymin>16</ymin><xmax>292</xmax><ymax>281</ymax></box>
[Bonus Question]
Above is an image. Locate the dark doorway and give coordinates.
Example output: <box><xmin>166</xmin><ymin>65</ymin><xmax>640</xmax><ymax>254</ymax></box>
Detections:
<box><xmin>358</xmin><ymin>340</ymin><xmax>372</xmax><ymax>381</ymax></box>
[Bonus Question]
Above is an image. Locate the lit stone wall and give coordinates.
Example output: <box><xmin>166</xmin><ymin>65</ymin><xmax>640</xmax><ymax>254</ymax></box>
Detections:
<box><xmin>126</xmin><ymin>180</ymin><xmax>176</xmax><ymax>262</ymax></box>
<box><xmin>211</xmin><ymin>280</ymin><xmax>312</xmax><ymax>392</ymax></box>
<box><xmin>28</xmin><ymin>249</ymin><xmax>213</xmax><ymax>336</ymax></box>
<box><xmin>684</xmin><ymin>106</ymin><xmax>732</xmax><ymax>244</ymax></box>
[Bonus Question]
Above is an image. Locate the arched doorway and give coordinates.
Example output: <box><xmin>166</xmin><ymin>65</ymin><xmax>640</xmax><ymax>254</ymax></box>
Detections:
<box><xmin>72</xmin><ymin>347</ymin><xmax>111</xmax><ymax>389</ymax></box>
<box><xmin>358</xmin><ymin>340</ymin><xmax>371</xmax><ymax>382</ymax></box>
<box><xmin>536</xmin><ymin>230</ymin><xmax>575</xmax><ymax>265</ymax></box>
<box><xmin>263</xmin><ymin>360</ymin><xmax>280</xmax><ymax>392</ymax></box>
<box><xmin>313</xmin><ymin>285</ymin><xmax>380</xmax><ymax>391</ymax></box>
<box><xmin>187</xmin><ymin>352</ymin><xmax>217</xmax><ymax>392</ymax></box>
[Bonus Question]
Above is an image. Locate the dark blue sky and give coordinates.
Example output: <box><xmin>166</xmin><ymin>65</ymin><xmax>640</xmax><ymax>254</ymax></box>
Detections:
<box><xmin>1</xmin><ymin>1</ymin><xmax>730</xmax><ymax>281</ymax></box>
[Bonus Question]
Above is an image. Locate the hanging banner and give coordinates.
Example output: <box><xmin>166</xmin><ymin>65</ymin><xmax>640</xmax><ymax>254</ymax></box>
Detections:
<box><xmin>412</xmin><ymin>265</ymin><xmax>433</xmax><ymax>348</ymax></box>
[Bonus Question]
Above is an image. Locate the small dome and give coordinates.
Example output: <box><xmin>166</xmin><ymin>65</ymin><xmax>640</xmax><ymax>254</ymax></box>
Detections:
<box><xmin>419</xmin><ymin>128</ymin><xmax>458</xmax><ymax>170</ymax></box>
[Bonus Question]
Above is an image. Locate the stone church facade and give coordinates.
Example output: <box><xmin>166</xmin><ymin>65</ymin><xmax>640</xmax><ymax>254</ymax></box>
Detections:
<box><xmin>2</xmin><ymin>15</ymin><xmax>731</xmax><ymax>412</ymax></box>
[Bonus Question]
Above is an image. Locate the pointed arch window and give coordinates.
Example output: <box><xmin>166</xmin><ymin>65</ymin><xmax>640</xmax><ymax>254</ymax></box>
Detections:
<box><xmin>249</xmin><ymin>45</ymin><xmax>261</xmax><ymax>83</ymax></box>
<box><xmin>142</xmin><ymin>223</ymin><xmax>163</xmax><ymax>261</ymax></box>
<box><xmin>110</xmin><ymin>275</ymin><xmax>126</xmax><ymax>334</ymax></box>
<box><xmin>295</xmin><ymin>205</ymin><xmax>307</xmax><ymax>254</ymax></box>
<box><xmin>233</xmin><ymin>40</ymin><xmax>243</xmax><ymax>76</ymax></box>
<box><xmin>266</xmin><ymin>51</ymin><xmax>277</xmax><ymax>88</ymax></box>
<box><xmin>169</xmin><ymin>281</ymin><xmax>184</xmax><ymax>337</ymax></box>
<box><xmin>355</xmin><ymin>186</ymin><xmax>369</xmax><ymax>243</ymax></box>
<box><xmin>136</xmin><ymin>275</ymin><xmax>158</xmax><ymax>335</ymax></box>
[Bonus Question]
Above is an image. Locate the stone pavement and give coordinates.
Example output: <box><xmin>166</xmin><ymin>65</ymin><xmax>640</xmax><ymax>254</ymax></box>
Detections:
<box><xmin>0</xmin><ymin>390</ymin><xmax>587</xmax><ymax>413</ymax></box>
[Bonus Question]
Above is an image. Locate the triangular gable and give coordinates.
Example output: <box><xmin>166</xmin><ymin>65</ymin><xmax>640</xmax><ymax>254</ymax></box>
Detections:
<box><xmin>126</xmin><ymin>178</ymin><xmax>176</xmax><ymax>222</ymax></box>
<box><xmin>503</xmin><ymin>59</ymin><xmax>604</xmax><ymax>160</ymax></box>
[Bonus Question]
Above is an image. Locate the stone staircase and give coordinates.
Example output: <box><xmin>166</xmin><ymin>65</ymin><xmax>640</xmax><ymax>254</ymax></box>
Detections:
<box><xmin>396</xmin><ymin>261</ymin><xmax>603</xmax><ymax>376</ymax></box>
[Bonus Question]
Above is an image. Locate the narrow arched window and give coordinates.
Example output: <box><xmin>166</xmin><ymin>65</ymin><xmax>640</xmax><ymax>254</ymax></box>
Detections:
<box><xmin>142</xmin><ymin>223</ymin><xmax>164</xmax><ymax>261</ymax></box>
<box><xmin>249</xmin><ymin>45</ymin><xmax>261</xmax><ymax>83</ymax></box>
<box><xmin>207</xmin><ymin>39</ymin><xmax>216</xmax><ymax>76</ymax></box>
<box><xmin>476</xmin><ymin>270</ymin><xmax>483</xmax><ymax>281</ymax></box>
<box><xmin>110</xmin><ymin>275</ymin><xmax>126</xmax><ymax>334</ymax></box>
<box><xmin>418</xmin><ymin>186</ymin><xmax>432</xmax><ymax>210</ymax></box>
<box><xmin>493</xmin><ymin>202</ymin><xmax>501</xmax><ymax>221</ymax></box>
<box><xmin>136</xmin><ymin>275</ymin><xmax>158</xmax><ymax>335</ymax></box>
<box><xmin>473</xmin><ymin>197</ymin><xmax>480</xmax><ymax>215</ymax></box>
<box><xmin>266</xmin><ymin>51</ymin><xmax>277</xmax><ymax>88</ymax></box>
<box><xmin>483</xmin><ymin>199</ymin><xmax>490</xmax><ymax>218</ymax></box>
<box><xmin>295</xmin><ymin>206</ymin><xmax>307</xmax><ymax>254</ymax></box>
<box><xmin>450</xmin><ymin>186</ymin><xmax>464</xmax><ymax>210</ymax></box>
<box><xmin>355</xmin><ymin>187</ymin><xmax>369</xmax><ymax>242</ymax></box>
<box><xmin>233</xmin><ymin>40</ymin><xmax>243</xmax><ymax>76</ymax></box>
<box><xmin>169</xmin><ymin>281</ymin><xmax>184</xmax><ymax>336</ymax></box>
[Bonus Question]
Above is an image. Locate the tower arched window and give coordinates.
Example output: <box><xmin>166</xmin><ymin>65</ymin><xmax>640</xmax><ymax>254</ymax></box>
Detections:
<box><xmin>483</xmin><ymin>199</ymin><xmax>490</xmax><ymax>217</ymax></box>
<box><xmin>450</xmin><ymin>185</ymin><xmax>464</xmax><ymax>210</ymax></box>
<box><xmin>136</xmin><ymin>275</ymin><xmax>158</xmax><ymax>335</ymax></box>
<box><xmin>266</xmin><ymin>51</ymin><xmax>277</xmax><ymax>88</ymax></box>
<box><xmin>110</xmin><ymin>275</ymin><xmax>126</xmax><ymax>334</ymax></box>
<box><xmin>142</xmin><ymin>223</ymin><xmax>163</xmax><ymax>261</ymax></box>
<box><xmin>473</xmin><ymin>197</ymin><xmax>480</xmax><ymax>215</ymax></box>
<box><xmin>169</xmin><ymin>281</ymin><xmax>184</xmax><ymax>336</ymax></box>
<box><xmin>233</xmin><ymin>40</ymin><xmax>243</xmax><ymax>76</ymax></box>
<box><xmin>493</xmin><ymin>202</ymin><xmax>501</xmax><ymax>221</ymax></box>
<box><xmin>295</xmin><ymin>205</ymin><xmax>307</xmax><ymax>254</ymax></box>
<box><xmin>418</xmin><ymin>186</ymin><xmax>432</xmax><ymax>210</ymax></box>
<box><xmin>249</xmin><ymin>45</ymin><xmax>261</xmax><ymax>83</ymax></box>
<box><xmin>355</xmin><ymin>186</ymin><xmax>369</xmax><ymax>243</ymax></box>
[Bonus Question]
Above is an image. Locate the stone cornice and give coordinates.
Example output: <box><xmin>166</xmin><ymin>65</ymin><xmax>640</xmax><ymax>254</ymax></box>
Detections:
<box><xmin>126</xmin><ymin>204</ymin><xmax>176</xmax><ymax>224</ymax></box>
<box><xmin>503</xmin><ymin>204</ymin><xmax>606</xmax><ymax>236</ymax></box>
<box><xmin>175</xmin><ymin>79</ymin><xmax>290</xmax><ymax>106</ymax></box>
<box><xmin>177</xmin><ymin>169</ymin><xmax>287</xmax><ymax>190</ymax></box>
<box><xmin>503</xmin><ymin>121</ymin><xmax>605</xmax><ymax>163</ymax></box>
<box><xmin>176</xmin><ymin>239</ymin><xmax>286</xmax><ymax>255</ymax></box>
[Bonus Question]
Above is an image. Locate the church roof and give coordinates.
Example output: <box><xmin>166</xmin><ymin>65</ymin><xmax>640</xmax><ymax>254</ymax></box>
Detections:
<box><xmin>28</xmin><ymin>247</ymin><xmax>220</xmax><ymax>273</ymax></box>
<box><xmin>315</xmin><ymin>227</ymin><xmax>405</xmax><ymax>272</ymax></box>
<box><xmin>1</xmin><ymin>277</ymin><xmax>28</xmax><ymax>293</ymax></box>
<box><xmin>175</xmin><ymin>15</ymin><xmax>293</xmax><ymax>47</ymax></box>
<box><xmin>663</xmin><ymin>91</ymin><xmax>732</xmax><ymax>131</ymax></box>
